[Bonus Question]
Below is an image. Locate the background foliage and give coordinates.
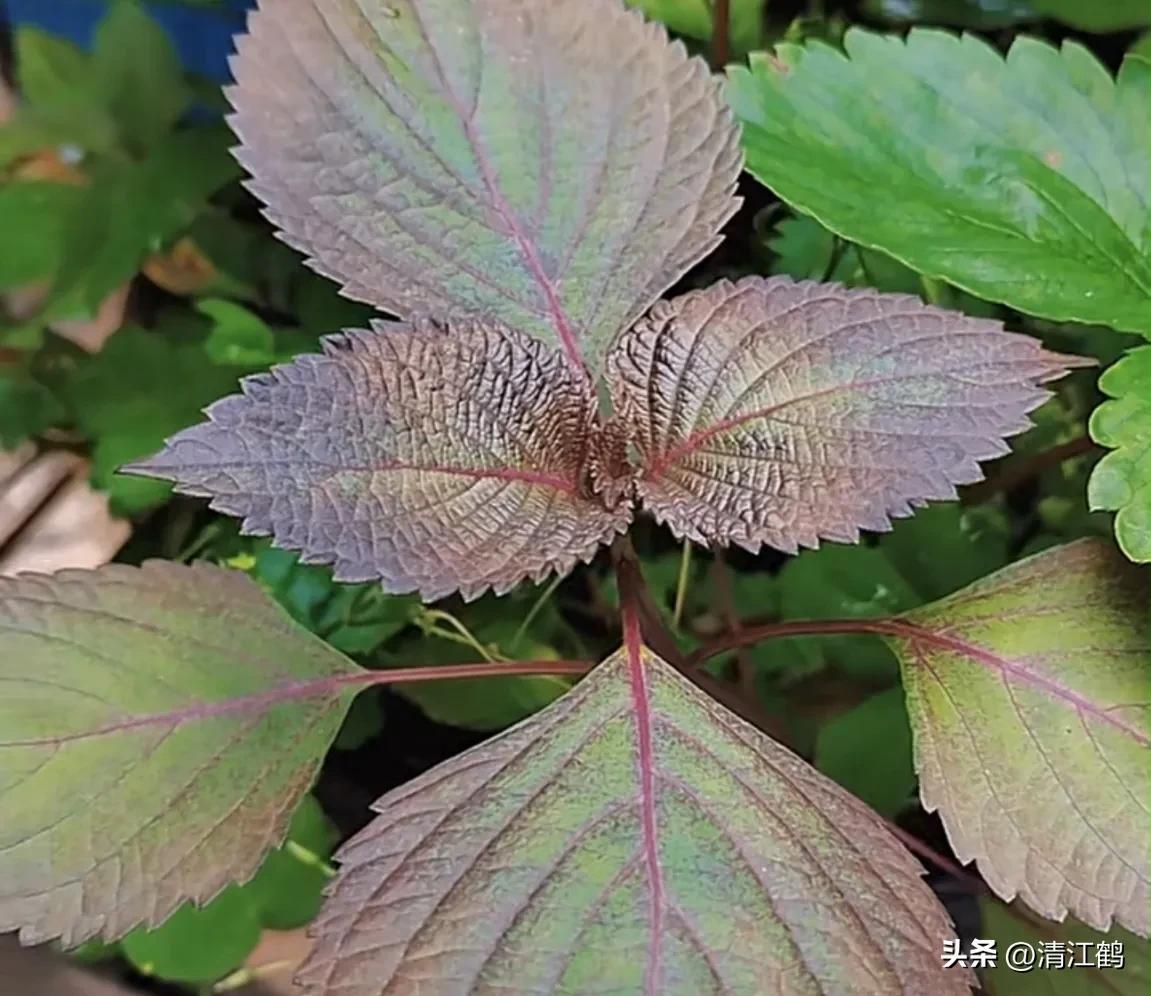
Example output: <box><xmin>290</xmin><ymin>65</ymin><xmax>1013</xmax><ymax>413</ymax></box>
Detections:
<box><xmin>0</xmin><ymin>0</ymin><xmax>1146</xmax><ymax>992</ymax></box>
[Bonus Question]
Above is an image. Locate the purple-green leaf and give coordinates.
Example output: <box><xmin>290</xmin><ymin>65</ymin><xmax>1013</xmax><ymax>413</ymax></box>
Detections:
<box><xmin>229</xmin><ymin>0</ymin><xmax>742</xmax><ymax>374</ymax></box>
<box><xmin>299</xmin><ymin>637</ymin><xmax>972</xmax><ymax>994</ymax></box>
<box><xmin>608</xmin><ymin>275</ymin><xmax>1089</xmax><ymax>553</ymax></box>
<box><xmin>127</xmin><ymin>320</ymin><xmax>631</xmax><ymax>601</ymax></box>
<box><xmin>0</xmin><ymin>561</ymin><xmax>365</xmax><ymax>947</ymax></box>
<box><xmin>888</xmin><ymin>539</ymin><xmax>1149</xmax><ymax>936</ymax></box>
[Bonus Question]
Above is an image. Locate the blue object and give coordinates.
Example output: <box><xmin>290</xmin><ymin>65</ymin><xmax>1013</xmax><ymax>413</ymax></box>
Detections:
<box><xmin>4</xmin><ymin>0</ymin><xmax>257</xmax><ymax>82</ymax></box>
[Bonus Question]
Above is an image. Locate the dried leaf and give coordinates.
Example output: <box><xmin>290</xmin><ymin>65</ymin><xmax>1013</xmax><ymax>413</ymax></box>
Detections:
<box><xmin>0</xmin><ymin>561</ymin><xmax>363</xmax><ymax>947</ymax></box>
<box><xmin>300</xmin><ymin>642</ymin><xmax>971</xmax><ymax>995</ymax></box>
<box><xmin>127</xmin><ymin>320</ymin><xmax>630</xmax><ymax>601</ymax></box>
<box><xmin>888</xmin><ymin>539</ymin><xmax>1149</xmax><ymax>936</ymax></box>
<box><xmin>608</xmin><ymin>276</ymin><xmax>1088</xmax><ymax>552</ymax></box>
<box><xmin>229</xmin><ymin>0</ymin><xmax>741</xmax><ymax>373</ymax></box>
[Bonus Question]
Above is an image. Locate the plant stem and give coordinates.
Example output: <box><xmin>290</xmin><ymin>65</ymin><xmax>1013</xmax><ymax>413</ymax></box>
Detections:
<box><xmin>285</xmin><ymin>840</ymin><xmax>337</xmax><ymax>878</ymax></box>
<box><xmin>510</xmin><ymin>573</ymin><xmax>563</xmax><ymax>653</ymax></box>
<box><xmin>611</xmin><ymin>536</ymin><xmax>781</xmax><ymax>733</ymax></box>
<box><xmin>10</xmin><ymin>660</ymin><xmax>598</xmax><ymax>750</ymax></box>
<box><xmin>963</xmin><ymin>435</ymin><xmax>1097</xmax><ymax>505</ymax></box>
<box><xmin>711</xmin><ymin>0</ymin><xmax>731</xmax><ymax>69</ymax></box>
<box><xmin>672</xmin><ymin>539</ymin><xmax>693</xmax><ymax>631</ymax></box>
<box><xmin>689</xmin><ymin>616</ymin><xmax>913</xmax><ymax>666</ymax></box>
<box><xmin>611</xmin><ymin>535</ymin><xmax>687</xmax><ymax>669</ymax></box>
<box><xmin>417</xmin><ymin>608</ymin><xmax>505</xmax><ymax>662</ymax></box>
<box><xmin>882</xmin><ymin>819</ymin><xmax>986</xmax><ymax>894</ymax></box>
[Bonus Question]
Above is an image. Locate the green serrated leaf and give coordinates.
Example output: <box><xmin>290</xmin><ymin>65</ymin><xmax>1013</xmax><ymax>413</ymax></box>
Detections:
<box><xmin>889</xmin><ymin>539</ymin><xmax>1149</xmax><ymax>936</ymax></box>
<box><xmin>1088</xmin><ymin>345</ymin><xmax>1151</xmax><ymax>561</ymax></box>
<box><xmin>0</xmin><ymin>561</ymin><xmax>365</xmax><ymax>947</ymax></box>
<box><xmin>815</xmin><ymin>687</ymin><xmax>916</xmax><ymax>818</ymax></box>
<box><xmin>728</xmin><ymin>30</ymin><xmax>1151</xmax><ymax>335</ymax></box>
<box><xmin>121</xmin><ymin>887</ymin><xmax>261</xmax><ymax>984</ymax></box>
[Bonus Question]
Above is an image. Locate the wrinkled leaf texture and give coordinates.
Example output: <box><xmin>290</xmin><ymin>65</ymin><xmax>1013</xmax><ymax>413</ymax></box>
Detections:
<box><xmin>889</xmin><ymin>539</ymin><xmax>1149</xmax><ymax>936</ymax></box>
<box><xmin>229</xmin><ymin>0</ymin><xmax>742</xmax><ymax>375</ymax></box>
<box><xmin>0</xmin><ymin>561</ymin><xmax>363</xmax><ymax>946</ymax></box>
<box><xmin>608</xmin><ymin>277</ymin><xmax>1087</xmax><ymax>553</ymax></box>
<box><xmin>131</xmin><ymin>277</ymin><xmax>1085</xmax><ymax>600</ymax></box>
<box><xmin>299</xmin><ymin>636</ymin><xmax>972</xmax><ymax>995</ymax></box>
<box><xmin>129</xmin><ymin>319</ymin><xmax>630</xmax><ymax>601</ymax></box>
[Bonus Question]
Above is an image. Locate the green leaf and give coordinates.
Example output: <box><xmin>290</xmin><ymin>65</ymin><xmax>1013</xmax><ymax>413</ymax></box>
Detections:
<box><xmin>50</xmin><ymin>127</ymin><xmax>239</xmax><ymax>315</ymax></box>
<box><xmin>888</xmin><ymin>539</ymin><xmax>1149</xmax><ymax>935</ymax></box>
<box><xmin>397</xmin><ymin>617</ymin><xmax>569</xmax><ymax>732</ymax></box>
<box><xmin>14</xmin><ymin>29</ymin><xmax>93</xmax><ymax>108</ymax></box>
<box><xmin>626</xmin><ymin>0</ymin><xmax>766</xmax><ymax>52</ymax></box>
<box><xmin>301</xmin><ymin>643</ymin><xmax>972</xmax><ymax>994</ymax></box>
<box><xmin>248</xmin><ymin>545</ymin><xmax>417</xmax><ymax>655</ymax></box>
<box><xmin>121</xmin><ymin>887</ymin><xmax>261</xmax><ymax>984</ymax></box>
<box><xmin>881</xmin><ymin>503</ymin><xmax>1010</xmax><ymax>603</ymax></box>
<box><xmin>815</xmin><ymin>687</ymin><xmax>916</xmax><ymax>819</ymax></box>
<box><xmin>247</xmin><ymin>795</ymin><xmax>337</xmax><ymax>930</ymax></box>
<box><xmin>230</xmin><ymin>0</ymin><xmax>741</xmax><ymax>375</ymax></box>
<box><xmin>92</xmin><ymin>0</ymin><xmax>190</xmax><ymax>149</ymax></box>
<box><xmin>0</xmin><ymin>561</ymin><xmax>364</xmax><ymax>947</ymax></box>
<box><xmin>728</xmin><ymin>31</ymin><xmax>1151</xmax><ymax>335</ymax></box>
<box><xmin>1088</xmin><ymin>346</ymin><xmax>1151</xmax><ymax>561</ymax></box>
<box><xmin>863</xmin><ymin>0</ymin><xmax>1037</xmax><ymax>29</ymax></box>
<box><xmin>333</xmin><ymin>688</ymin><xmax>385</xmax><ymax>750</ymax></box>
<box><xmin>0</xmin><ymin>181</ymin><xmax>85</xmax><ymax>291</ymax></box>
<box><xmin>0</xmin><ymin>376</ymin><xmax>63</xmax><ymax>448</ymax></box>
<box><xmin>775</xmin><ymin>543</ymin><xmax>920</xmax><ymax>680</ymax></box>
<box><xmin>198</xmin><ymin>298</ymin><xmax>276</xmax><ymax>366</ymax></box>
<box><xmin>980</xmin><ymin>898</ymin><xmax>1149</xmax><ymax>994</ymax></box>
<box><xmin>58</xmin><ymin>325</ymin><xmax>252</xmax><ymax>513</ymax></box>
<box><xmin>1032</xmin><ymin>0</ymin><xmax>1151</xmax><ymax>32</ymax></box>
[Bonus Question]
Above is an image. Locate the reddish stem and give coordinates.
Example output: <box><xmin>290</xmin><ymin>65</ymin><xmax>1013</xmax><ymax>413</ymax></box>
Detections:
<box><xmin>963</xmin><ymin>435</ymin><xmax>1097</xmax><ymax>504</ymax></box>
<box><xmin>882</xmin><ymin>819</ymin><xmax>986</xmax><ymax>895</ymax></box>
<box><xmin>10</xmin><ymin>660</ymin><xmax>594</xmax><ymax>748</ymax></box>
<box><xmin>689</xmin><ymin>617</ymin><xmax>904</xmax><ymax>666</ymax></box>
<box><xmin>619</xmin><ymin>581</ymin><xmax>666</xmax><ymax>995</ymax></box>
